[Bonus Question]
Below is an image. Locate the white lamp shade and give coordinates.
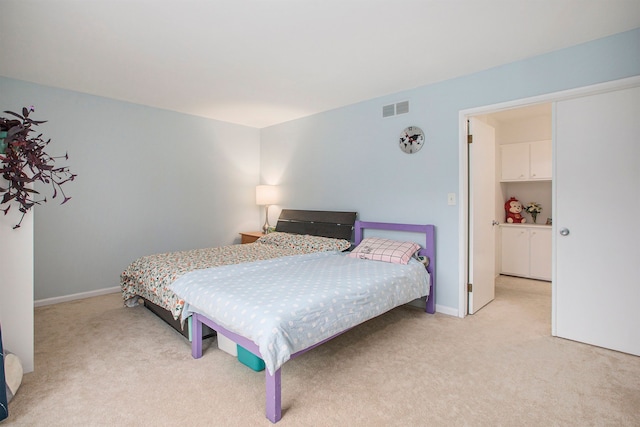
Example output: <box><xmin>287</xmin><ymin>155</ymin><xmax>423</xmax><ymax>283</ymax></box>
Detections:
<box><xmin>256</xmin><ymin>185</ymin><xmax>279</xmax><ymax>205</ymax></box>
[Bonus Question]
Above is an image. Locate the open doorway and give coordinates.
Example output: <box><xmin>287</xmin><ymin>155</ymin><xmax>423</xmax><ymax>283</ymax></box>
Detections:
<box><xmin>459</xmin><ymin>76</ymin><xmax>640</xmax><ymax>356</ymax></box>
<box><xmin>464</xmin><ymin>103</ymin><xmax>552</xmax><ymax>316</ymax></box>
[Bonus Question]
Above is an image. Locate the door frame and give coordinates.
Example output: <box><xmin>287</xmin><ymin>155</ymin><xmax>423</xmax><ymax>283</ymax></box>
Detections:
<box><xmin>457</xmin><ymin>75</ymin><xmax>640</xmax><ymax>320</ymax></box>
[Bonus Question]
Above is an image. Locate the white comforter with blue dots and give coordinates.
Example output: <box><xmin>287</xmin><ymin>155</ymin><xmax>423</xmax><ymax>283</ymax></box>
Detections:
<box><xmin>170</xmin><ymin>251</ymin><xmax>429</xmax><ymax>374</ymax></box>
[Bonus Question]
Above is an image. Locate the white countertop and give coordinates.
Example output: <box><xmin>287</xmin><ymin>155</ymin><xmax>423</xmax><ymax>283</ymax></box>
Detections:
<box><xmin>500</xmin><ymin>222</ymin><xmax>551</xmax><ymax>228</ymax></box>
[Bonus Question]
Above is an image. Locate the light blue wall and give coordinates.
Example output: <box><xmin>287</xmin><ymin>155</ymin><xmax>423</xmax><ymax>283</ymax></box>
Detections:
<box><xmin>2</xmin><ymin>28</ymin><xmax>638</xmax><ymax>305</ymax></box>
<box><xmin>0</xmin><ymin>78</ymin><xmax>261</xmax><ymax>300</ymax></box>
<box><xmin>260</xmin><ymin>28</ymin><xmax>640</xmax><ymax>313</ymax></box>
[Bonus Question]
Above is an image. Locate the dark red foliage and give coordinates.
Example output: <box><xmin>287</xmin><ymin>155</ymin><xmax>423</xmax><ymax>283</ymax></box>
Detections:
<box><xmin>0</xmin><ymin>107</ymin><xmax>77</xmax><ymax>228</ymax></box>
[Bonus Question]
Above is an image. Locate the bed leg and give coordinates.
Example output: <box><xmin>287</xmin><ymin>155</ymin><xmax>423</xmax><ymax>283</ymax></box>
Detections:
<box><xmin>426</xmin><ymin>278</ymin><xmax>436</xmax><ymax>314</ymax></box>
<box><xmin>426</xmin><ymin>292</ymin><xmax>435</xmax><ymax>314</ymax></box>
<box><xmin>265</xmin><ymin>368</ymin><xmax>282</xmax><ymax>423</ymax></box>
<box><xmin>191</xmin><ymin>314</ymin><xmax>203</xmax><ymax>359</ymax></box>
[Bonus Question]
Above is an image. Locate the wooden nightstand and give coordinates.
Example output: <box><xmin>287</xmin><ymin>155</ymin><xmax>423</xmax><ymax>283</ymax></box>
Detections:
<box><xmin>240</xmin><ymin>231</ymin><xmax>264</xmax><ymax>244</ymax></box>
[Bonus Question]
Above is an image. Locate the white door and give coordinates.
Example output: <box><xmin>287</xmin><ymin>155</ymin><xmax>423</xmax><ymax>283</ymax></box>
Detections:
<box><xmin>468</xmin><ymin>117</ymin><xmax>497</xmax><ymax>314</ymax></box>
<box><xmin>555</xmin><ymin>86</ymin><xmax>640</xmax><ymax>355</ymax></box>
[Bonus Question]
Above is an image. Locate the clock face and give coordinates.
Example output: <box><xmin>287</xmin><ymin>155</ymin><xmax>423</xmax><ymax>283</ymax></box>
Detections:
<box><xmin>399</xmin><ymin>126</ymin><xmax>425</xmax><ymax>154</ymax></box>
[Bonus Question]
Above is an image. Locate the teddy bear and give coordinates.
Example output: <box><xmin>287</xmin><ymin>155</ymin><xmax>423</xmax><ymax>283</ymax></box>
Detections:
<box><xmin>505</xmin><ymin>197</ymin><xmax>526</xmax><ymax>223</ymax></box>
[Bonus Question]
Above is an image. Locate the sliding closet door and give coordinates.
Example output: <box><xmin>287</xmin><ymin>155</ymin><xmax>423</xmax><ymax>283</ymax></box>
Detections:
<box><xmin>554</xmin><ymin>85</ymin><xmax>640</xmax><ymax>356</ymax></box>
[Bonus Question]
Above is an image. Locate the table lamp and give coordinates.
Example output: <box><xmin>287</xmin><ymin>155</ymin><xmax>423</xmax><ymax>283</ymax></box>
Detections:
<box><xmin>256</xmin><ymin>185</ymin><xmax>279</xmax><ymax>233</ymax></box>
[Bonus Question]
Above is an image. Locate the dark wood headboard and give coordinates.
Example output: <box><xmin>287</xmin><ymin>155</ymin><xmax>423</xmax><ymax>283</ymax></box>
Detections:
<box><xmin>275</xmin><ymin>209</ymin><xmax>357</xmax><ymax>241</ymax></box>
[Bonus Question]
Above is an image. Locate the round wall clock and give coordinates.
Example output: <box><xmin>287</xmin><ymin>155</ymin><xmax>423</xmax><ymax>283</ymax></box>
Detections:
<box><xmin>399</xmin><ymin>126</ymin><xmax>425</xmax><ymax>154</ymax></box>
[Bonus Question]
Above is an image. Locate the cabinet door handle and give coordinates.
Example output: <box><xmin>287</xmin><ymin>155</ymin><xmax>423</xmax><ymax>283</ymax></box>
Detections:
<box><xmin>559</xmin><ymin>228</ymin><xmax>570</xmax><ymax>236</ymax></box>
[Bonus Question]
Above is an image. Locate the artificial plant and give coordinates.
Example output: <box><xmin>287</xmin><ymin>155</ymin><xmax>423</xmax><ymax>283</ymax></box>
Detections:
<box><xmin>0</xmin><ymin>106</ymin><xmax>76</xmax><ymax>228</ymax></box>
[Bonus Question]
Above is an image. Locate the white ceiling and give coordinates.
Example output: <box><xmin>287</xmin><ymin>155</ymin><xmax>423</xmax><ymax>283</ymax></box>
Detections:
<box><xmin>1</xmin><ymin>1</ymin><xmax>639</xmax><ymax>128</ymax></box>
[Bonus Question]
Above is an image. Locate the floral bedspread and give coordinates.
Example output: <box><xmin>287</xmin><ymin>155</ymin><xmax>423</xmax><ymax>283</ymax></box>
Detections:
<box><xmin>120</xmin><ymin>232</ymin><xmax>351</xmax><ymax>319</ymax></box>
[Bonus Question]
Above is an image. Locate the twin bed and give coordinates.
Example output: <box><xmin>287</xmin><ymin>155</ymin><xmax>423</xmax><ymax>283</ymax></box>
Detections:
<box><xmin>120</xmin><ymin>210</ymin><xmax>436</xmax><ymax>423</ymax></box>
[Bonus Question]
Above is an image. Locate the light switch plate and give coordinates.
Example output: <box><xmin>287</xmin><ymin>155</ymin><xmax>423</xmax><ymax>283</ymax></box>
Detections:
<box><xmin>448</xmin><ymin>193</ymin><xmax>456</xmax><ymax>205</ymax></box>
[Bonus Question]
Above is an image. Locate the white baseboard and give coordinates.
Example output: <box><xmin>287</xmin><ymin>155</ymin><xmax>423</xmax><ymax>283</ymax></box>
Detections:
<box><xmin>407</xmin><ymin>298</ymin><xmax>458</xmax><ymax>316</ymax></box>
<box><xmin>34</xmin><ymin>286</ymin><xmax>121</xmax><ymax>307</ymax></box>
<box><xmin>436</xmin><ymin>304</ymin><xmax>458</xmax><ymax>317</ymax></box>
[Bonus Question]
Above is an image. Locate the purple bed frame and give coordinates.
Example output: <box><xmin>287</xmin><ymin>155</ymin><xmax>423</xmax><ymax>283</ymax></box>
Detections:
<box><xmin>191</xmin><ymin>220</ymin><xmax>436</xmax><ymax>423</ymax></box>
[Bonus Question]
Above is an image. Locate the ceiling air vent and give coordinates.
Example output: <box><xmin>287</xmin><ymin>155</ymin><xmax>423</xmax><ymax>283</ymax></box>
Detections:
<box><xmin>382</xmin><ymin>100</ymin><xmax>409</xmax><ymax>118</ymax></box>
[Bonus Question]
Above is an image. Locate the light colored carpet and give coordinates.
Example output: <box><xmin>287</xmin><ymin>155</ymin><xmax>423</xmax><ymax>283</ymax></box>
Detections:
<box><xmin>4</xmin><ymin>276</ymin><xmax>639</xmax><ymax>426</ymax></box>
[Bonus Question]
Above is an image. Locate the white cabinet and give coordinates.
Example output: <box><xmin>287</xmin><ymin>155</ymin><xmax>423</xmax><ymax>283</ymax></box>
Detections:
<box><xmin>529</xmin><ymin>227</ymin><xmax>552</xmax><ymax>280</ymax></box>
<box><xmin>501</xmin><ymin>226</ymin><xmax>530</xmax><ymax>276</ymax></box>
<box><xmin>501</xmin><ymin>225</ymin><xmax>551</xmax><ymax>281</ymax></box>
<box><xmin>530</xmin><ymin>140</ymin><xmax>552</xmax><ymax>179</ymax></box>
<box><xmin>501</xmin><ymin>140</ymin><xmax>552</xmax><ymax>181</ymax></box>
<box><xmin>500</xmin><ymin>143</ymin><xmax>529</xmax><ymax>181</ymax></box>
